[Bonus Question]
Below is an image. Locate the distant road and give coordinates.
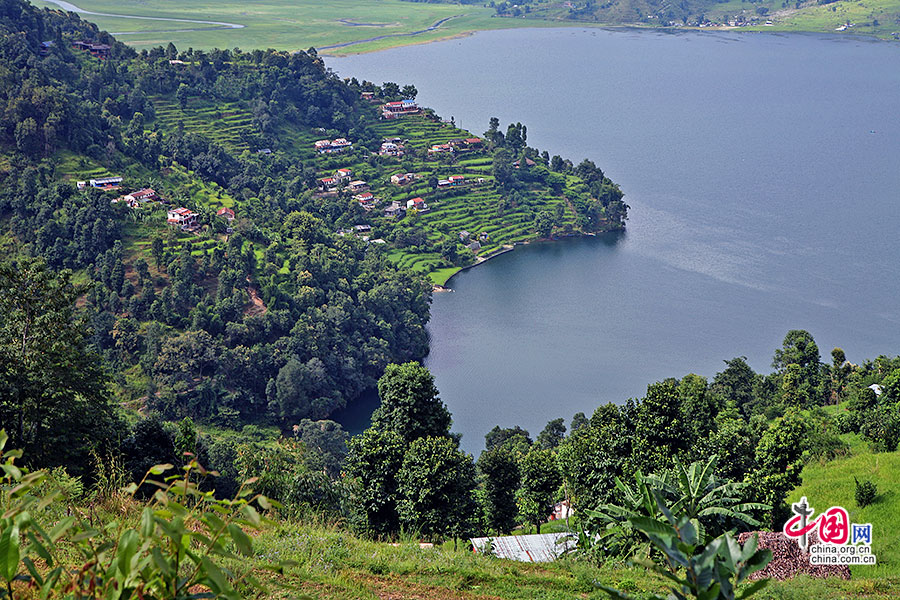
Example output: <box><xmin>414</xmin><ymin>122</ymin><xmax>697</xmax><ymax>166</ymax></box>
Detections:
<box><xmin>40</xmin><ymin>0</ymin><xmax>245</xmax><ymax>33</ymax></box>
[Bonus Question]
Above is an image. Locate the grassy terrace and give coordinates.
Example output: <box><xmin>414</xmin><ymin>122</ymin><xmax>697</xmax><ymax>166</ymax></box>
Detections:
<box><xmin>153</xmin><ymin>97</ymin><xmax>254</xmax><ymax>154</ymax></box>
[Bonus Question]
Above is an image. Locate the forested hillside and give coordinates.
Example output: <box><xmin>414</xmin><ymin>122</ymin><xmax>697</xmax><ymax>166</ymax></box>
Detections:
<box><xmin>3</xmin><ymin>2</ymin><xmax>900</xmax><ymax>598</ymax></box>
<box><xmin>0</xmin><ymin>0</ymin><xmax>625</xmax><ymax>473</ymax></box>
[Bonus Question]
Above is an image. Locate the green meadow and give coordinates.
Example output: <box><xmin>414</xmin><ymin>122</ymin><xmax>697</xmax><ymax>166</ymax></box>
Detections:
<box><xmin>28</xmin><ymin>0</ymin><xmax>556</xmax><ymax>54</ymax></box>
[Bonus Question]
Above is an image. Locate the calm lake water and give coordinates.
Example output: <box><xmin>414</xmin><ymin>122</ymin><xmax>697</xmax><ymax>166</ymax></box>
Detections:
<box><xmin>329</xmin><ymin>29</ymin><xmax>900</xmax><ymax>454</ymax></box>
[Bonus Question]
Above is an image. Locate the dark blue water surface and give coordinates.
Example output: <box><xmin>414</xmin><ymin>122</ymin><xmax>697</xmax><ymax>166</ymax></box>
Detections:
<box><xmin>329</xmin><ymin>29</ymin><xmax>900</xmax><ymax>453</ymax></box>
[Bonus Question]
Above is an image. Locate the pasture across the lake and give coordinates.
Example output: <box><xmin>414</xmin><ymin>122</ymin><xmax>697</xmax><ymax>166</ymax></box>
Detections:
<box><xmin>28</xmin><ymin>0</ymin><xmax>560</xmax><ymax>54</ymax></box>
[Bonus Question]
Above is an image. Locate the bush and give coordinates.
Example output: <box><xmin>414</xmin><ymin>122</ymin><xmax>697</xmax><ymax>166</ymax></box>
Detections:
<box><xmin>855</xmin><ymin>477</ymin><xmax>878</xmax><ymax>508</ymax></box>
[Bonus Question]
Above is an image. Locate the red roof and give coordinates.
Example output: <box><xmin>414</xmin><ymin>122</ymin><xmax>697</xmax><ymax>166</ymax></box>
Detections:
<box><xmin>217</xmin><ymin>207</ymin><xmax>235</xmax><ymax>217</ymax></box>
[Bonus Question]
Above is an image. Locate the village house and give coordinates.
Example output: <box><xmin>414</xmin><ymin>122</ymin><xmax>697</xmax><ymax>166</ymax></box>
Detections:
<box><xmin>167</xmin><ymin>207</ymin><xmax>199</xmax><ymax>230</ymax></box>
<box><xmin>89</xmin><ymin>176</ymin><xmax>123</xmax><ymax>189</ymax></box>
<box><xmin>379</xmin><ymin>141</ymin><xmax>404</xmax><ymax>157</ymax></box>
<box><xmin>256</xmin><ymin>148</ymin><xmax>272</xmax><ymax>155</ymax></box>
<box><xmin>381</xmin><ymin>99</ymin><xmax>420</xmax><ymax>119</ymax></box>
<box><xmin>428</xmin><ymin>143</ymin><xmax>453</xmax><ymax>155</ymax></box>
<box><xmin>467</xmin><ymin>240</ymin><xmax>482</xmax><ymax>252</ymax></box>
<box><xmin>313</xmin><ymin>139</ymin><xmax>352</xmax><ymax>154</ymax></box>
<box><xmin>348</xmin><ymin>180</ymin><xmax>369</xmax><ymax>192</ymax></box>
<box><xmin>406</xmin><ymin>197</ymin><xmax>428</xmax><ymax>213</ymax></box>
<box><xmin>464</xmin><ymin>138</ymin><xmax>483</xmax><ymax>148</ymax></box>
<box><xmin>354</xmin><ymin>192</ymin><xmax>375</xmax><ymax>209</ymax></box>
<box><xmin>384</xmin><ymin>201</ymin><xmax>405</xmax><ymax>218</ymax></box>
<box><xmin>479</xmin><ymin>231</ymin><xmax>490</xmax><ymax>242</ymax></box>
<box><xmin>513</xmin><ymin>158</ymin><xmax>537</xmax><ymax>169</ymax></box>
<box><xmin>361</xmin><ymin>91</ymin><xmax>376</xmax><ymax>101</ymax></box>
<box><xmin>459</xmin><ymin>230</ymin><xmax>470</xmax><ymax>242</ymax></box>
<box><xmin>549</xmin><ymin>501</ymin><xmax>574</xmax><ymax>522</ymax></box>
<box><xmin>125</xmin><ymin>188</ymin><xmax>157</xmax><ymax>202</ymax></box>
<box><xmin>390</xmin><ymin>173</ymin><xmax>416</xmax><ymax>186</ymax></box>
<box><xmin>353</xmin><ymin>224</ymin><xmax>372</xmax><ymax>234</ymax></box>
<box><xmin>317</xmin><ymin>177</ymin><xmax>337</xmax><ymax>192</ymax></box>
<box><xmin>169</xmin><ymin>59</ymin><xmax>186</xmax><ymax>65</ymax></box>
<box><xmin>448</xmin><ymin>175</ymin><xmax>466</xmax><ymax>187</ymax></box>
<box><xmin>39</xmin><ymin>41</ymin><xmax>53</xmax><ymax>56</ymax></box>
<box><xmin>72</xmin><ymin>40</ymin><xmax>111</xmax><ymax>59</ymax></box>
<box><xmin>335</xmin><ymin>168</ymin><xmax>352</xmax><ymax>183</ymax></box>
<box><xmin>76</xmin><ymin>181</ymin><xmax>87</xmax><ymax>190</ymax></box>
<box><xmin>216</xmin><ymin>207</ymin><xmax>235</xmax><ymax>221</ymax></box>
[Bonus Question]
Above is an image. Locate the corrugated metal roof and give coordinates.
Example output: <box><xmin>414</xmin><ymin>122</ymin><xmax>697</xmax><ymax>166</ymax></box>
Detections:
<box><xmin>470</xmin><ymin>533</ymin><xmax>574</xmax><ymax>563</ymax></box>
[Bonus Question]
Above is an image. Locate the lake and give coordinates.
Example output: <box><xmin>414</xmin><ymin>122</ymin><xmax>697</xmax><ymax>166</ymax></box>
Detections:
<box><xmin>328</xmin><ymin>28</ymin><xmax>900</xmax><ymax>454</ymax></box>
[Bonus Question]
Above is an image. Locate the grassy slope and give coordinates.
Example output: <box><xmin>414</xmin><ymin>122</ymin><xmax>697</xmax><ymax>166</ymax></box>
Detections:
<box><xmin>788</xmin><ymin>433</ymin><xmax>900</xmax><ymax>580</ymax></box>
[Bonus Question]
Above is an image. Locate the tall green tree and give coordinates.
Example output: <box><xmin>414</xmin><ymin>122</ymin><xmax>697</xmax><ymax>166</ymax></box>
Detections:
<box><xmin>745</xmin><ymin>409</ymin><xmax>809</xmax><ymax>528</ymax></box>
<box><xmin>517</xmin><ymin>447</ymin><xmax>562</xmax><ymax>533</ymax></box>
<box><xmin>537</xmin><ymin>418</ymin><xmax>566</xmax><ymax>449</ymax></box>
<box><xmin>345</xmin><ymin>428</ymin><xmax>406</xmax><ymax>538</ymax></box>
<box><xmin>0</xmin><ymin>259</ymin><xmax>122</xmax><ymax>475</ymax></box>
<box><xmin>397</xmin><ymin>436</ymin><xmax>477</xmax><ymax>541</ymax></box>
<box><xmin>371</xmin><ymin>362</ymin><xmax>451</xmax><ymax>443</ymax></box>
<box><xmin>476</xmin><ymin>445</ymin><xmax>520</xmax><ymax>534</ymax></box>
<box><xmin>773</xmin><ymin>330</ymin><xmax>822</xmax><ymax>404</ymax></box>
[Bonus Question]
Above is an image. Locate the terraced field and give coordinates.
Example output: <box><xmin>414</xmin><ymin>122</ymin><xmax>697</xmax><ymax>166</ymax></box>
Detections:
<box><xmin>152</xmin><ymin>97</ymin><xmax>255</xmax><ymax>153</ymax></box>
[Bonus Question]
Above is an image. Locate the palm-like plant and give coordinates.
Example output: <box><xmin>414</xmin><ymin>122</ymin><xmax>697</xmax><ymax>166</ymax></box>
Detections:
<box><xmin>580</xmin><ymin>455</ymin><xmax>769</xmax><ymax>559</ymax></box>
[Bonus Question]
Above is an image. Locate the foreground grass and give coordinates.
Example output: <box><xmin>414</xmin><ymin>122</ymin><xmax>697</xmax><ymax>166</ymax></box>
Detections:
<box><xmin>245</xmin><ymin>520</ymin><xmax>900</xmax><ymax>599</ymax></box>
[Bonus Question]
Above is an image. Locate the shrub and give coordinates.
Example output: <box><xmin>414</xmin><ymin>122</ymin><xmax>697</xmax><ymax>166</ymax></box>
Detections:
<box><xmin>0</xmin><ymin>429</ymin><xmax>287</xmax><ymax>599</ymax></box>
<box><xmin>855</xmin><ymin>477</ymin><xmax>878</xmax><ymax>508</ymax></box>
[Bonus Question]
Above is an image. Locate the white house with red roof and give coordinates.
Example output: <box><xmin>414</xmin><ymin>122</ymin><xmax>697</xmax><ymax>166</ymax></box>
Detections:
<box><xmin>167</xmin><ymin>207</ymin><xmax>199</xmax><ymax>230</ymax></box>
<box><xmin>381</xmin><ymin>99</ymin><xmax>419</xmax><ymax>119</ymax></box>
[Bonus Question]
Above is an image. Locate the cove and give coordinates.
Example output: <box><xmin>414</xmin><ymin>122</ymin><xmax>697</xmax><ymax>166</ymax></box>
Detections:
<box><xmin>329</xmin><ymin>28</ymin><xmax>900</xmax><ymax>454</ymax></box>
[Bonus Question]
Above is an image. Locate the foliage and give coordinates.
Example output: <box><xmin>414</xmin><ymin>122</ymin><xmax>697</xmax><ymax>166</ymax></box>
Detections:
<box><xmin>0</xmin><ymin>258</ymin><xmax>123</xmax><ymax>476</ymax></box>
<box><xmin>371</xmin><ymin>362</ymin><xmax>451</xmax><ymax>443</ymax></box>
<box><xmin>344</xmin><ymin>427</ymin><xmax>406</xmax><ymax>538</ymax></box>
<box><xmin>476</xmin><ymin>445</ymin><xmax>520</xmax><ymax>534</ymax></box>
<box><xmin>517</xmin><ymin>447</ymin><xmax>562</xmax><ymax>534</ymax></box>
<box><xmin>0</xmin><ymin>429</ymin><xmax>286</xmax><ymax>600</ymax></box>
<box><xmin>599</xmin><ymin>494</ymin><xmax>772</xmax><ymax>600</ymax></box>
<box><xmin>582</xmin><ymin>456</ymin><xmax>766</xmax><ymax>559</ymax></box>
<box><xmin>854</xmin><ymin>477</ymin><xmax>877</xmax><ymax>508</ymax></box>
<box><xmin>396</xmin><ymin>436</ymin><xmax>477</xmax><ymax>541</ymax></box>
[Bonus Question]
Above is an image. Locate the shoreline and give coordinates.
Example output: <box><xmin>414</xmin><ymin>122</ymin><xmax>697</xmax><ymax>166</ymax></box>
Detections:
<box><xmin>320</xmin><ymin>19</ymin><xmax>896</xmax><ymax>58</ymax></box>
<box><xmin>433</xmin><ymin>228</ymin><xmax>620</xmax><ymax>291</ymax></box>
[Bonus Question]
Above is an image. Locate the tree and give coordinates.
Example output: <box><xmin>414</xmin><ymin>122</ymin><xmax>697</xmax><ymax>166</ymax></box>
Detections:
<box><xmin>401</xmin><ymin>84</ymin><xmax>418</xmax><ymax>100</ymax></box>
<box><xmin>536</xmin><ymin>418</ymin><xmax>566</xmax><ymax>449</ymax></box>
<box><xmin>517</xmin><ymin>447</ymin><xmax>562</xmax><ymax>533</ymax></box>
<box><xmin>746</xmin><ymin>409</ymin><xmax>809</xmax><ymax>528</ymax></box>
<box><xmin>344</xmin><ymin>428</ymin><xmax>406</xmax><ymax>538</ymax></box>
<box><xmin>570</xmin><ymin>412</ymin><xmax>589</xmax><ymax>432</ymax></box>
<box><xmin>484</xmin><ymin>425</ymin><xmax>532</xmax><ymax>453</ymax></box>
<box><xmin>271</xmin><ymin>357</ymin><xmax>338</xmax><ymax>424</ymax></box>
<box><xmin>534</xmin><ymin>210</ymin><xmax>555</xmax><ymax>238</ymax></box>
<box><xmin>176</xmin><ymin>82</ymin><xmax>190</xmax><ymax>108</ymax></box>
<box><xmin>631</xmin><ymin>380</ymin><xmax>688</xmax><ymax>474</ymax></box>
<box><xmin>773</xmin><ymin>330</ymin><xmax>822</xmax><ymax>403</ymax></box>
<box><xmin>0</xmin><ymin>259</ymin><xmax>122</xmax><ymax>476</ymax></box>
<box><xmin>711</xmin><ymin>357</ymin><xmax>760</xmax><ymax>417</ymax></box>
<box><xmin>492</xmin><ymin>148</ymin><xmax>514</xmax><ymax>187</ymax></box>
<box><xmin>397</xmin><ymin>436</ymin><xmax>477</xmax><ymax>541</ymax></box>
<box><xmin>150</xmin><ymin>236</ymin><xmax>165</xmax><ymax>269</ymax></box>
<box><xmin>293</xmin><ymin>418</ymin><xmax>349</xmax><ymax>477</ymax></box>
<box><xmin>678</xmin><ymin>374</ymin><xmax>718</xmax><ymax>442</ymax></box>
<box><xmin>477</xmin><ymin>445</ymin><xmax>520</xmax><ymax>534</ymax></box>
<box><xmin>371</xmin><ymin>362</ymin><xmax>451</xmax><ymax>443</ymax></box>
